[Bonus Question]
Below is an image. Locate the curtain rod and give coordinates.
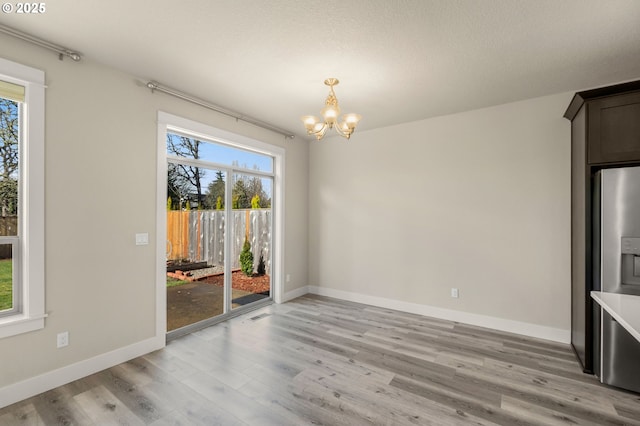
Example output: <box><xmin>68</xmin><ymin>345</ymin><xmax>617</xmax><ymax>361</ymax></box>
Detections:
<box><xmin>0</xmin><ymin>23</ymin><xmax>81</xmax><ymax>62</ymax></box>
<box><xmin>146</xmin><ymin>81</ymin><xmax>295</xmax><ymax>139</ymax></box>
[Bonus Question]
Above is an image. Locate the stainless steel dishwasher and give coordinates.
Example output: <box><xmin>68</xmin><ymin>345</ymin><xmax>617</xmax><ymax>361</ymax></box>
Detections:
<box><xmin>601</xmin><ymin>310</ymin><xmax>640</xmax><ymax>393</ymax></box>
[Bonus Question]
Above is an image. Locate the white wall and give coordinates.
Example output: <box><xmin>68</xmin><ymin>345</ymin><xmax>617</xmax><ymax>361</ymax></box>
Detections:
<box><xmin>309</xmin><ymin>92</ymin><xmax>573</xmax><ymax>341</ymax></box>
<box><xmin>0</xmin><ymin>33</ymin><xmax>308</xmax><ymax>401</ymax></box>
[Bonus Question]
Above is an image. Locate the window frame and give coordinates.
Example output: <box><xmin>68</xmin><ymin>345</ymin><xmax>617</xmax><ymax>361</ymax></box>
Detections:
<box><xmin>0</xmin><ymin>57</ymin><xmax>46</xmax><ymax>339</ymax></box>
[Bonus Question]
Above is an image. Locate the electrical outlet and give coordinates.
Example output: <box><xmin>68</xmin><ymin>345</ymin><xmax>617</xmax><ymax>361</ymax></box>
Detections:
<box><xmin>57</xmin><ymin>331</ymin><xmax>69</xmax><ymax>348</ymax></box>
<box><xmin>451</xmin><ymin>288</ymin><xmax>459</xmax><ymax>298</ymax></box>
<box><xmin>286</xmin><ymin>274</ymin><xmax>291</xmax><ymax>282</ymax></box>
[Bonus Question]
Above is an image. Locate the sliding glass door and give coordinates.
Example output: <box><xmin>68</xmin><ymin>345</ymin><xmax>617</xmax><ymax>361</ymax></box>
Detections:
<box><xmin>166</xmin><ymin>164</ymin><xmax>227</xmax><ymax>331</ymax></box>
<box><xmin>231</xmin><ymin>173</ymin><xmax>272</xmax><ymax>311</ymax></box>
<box><xmin>165</xmin><ymin>131</ymin><xmax>274</xmax><ymax>334</ymax></box>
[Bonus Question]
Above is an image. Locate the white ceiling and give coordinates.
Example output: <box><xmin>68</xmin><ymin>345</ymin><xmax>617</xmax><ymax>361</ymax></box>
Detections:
<box><xmin>3</xmin><ymin>0</ymin><xmax>640</xmax><ymax>139</ymax></box>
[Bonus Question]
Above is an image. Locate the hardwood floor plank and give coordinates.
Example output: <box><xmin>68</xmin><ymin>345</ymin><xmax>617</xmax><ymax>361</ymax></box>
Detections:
<box><xmin>238</xmin><ymin>372</ymin><xmax>366</xmax><ymax>425</ymax></box>
<box><xmin>502</xmin><ymin>341</ymin><xmax>579</xmax><ymax>361</ymax></box>
<box><xmin>149</xmin><ymin>399</ymin><xmax>247</xmax><ymax>426</ymax></box>
<box><xmin>500</xmin><ymin>395</ymin><xmax>590</xmax><ymax>426</ymax></box>
<box><xmin>141</xmin><ymin>350</ymin><xmax>200</xmax><ymax>382</ymax></box>
<box><xmin>181</xmin><ymin>370</ymin><xmax>294</xmax><ymax>426</ymax></box>
<box><xmin>287</xmin><ymin>310</ymin><xmax>373</xmax><ymax>334</ymax></box>
<box><xmin>0</xmin><ymin>403</ymin><xmax>45</xmax><ymax>426</ymax></box>
<box><xmin>481</xmin><ymin>358</ymin><xmax>619</xmax><ymax>413</ymax></box>
<box><xmin>449</xmin><ymin>358</ymin><xmax>640</xmax><ymax>426</ymax></box>
<box><xmin>31</xmin><ymin>387</ymin><xmax>94</xmax><ymax>426</ymax></box>
<box><xmin>85</xmin><ymin>368</ymin><xmax>171</xmax><ymax>424</ymax></box>
<box><xmin>267</xmin><ymin>318</ymin><xmax>363</xmax><ymax>358</ymax></box>
<box><xmin>294</xmin><ymin>370</ymin><xmax>418</xmax><ymax>425</ymax></box>
<box><xmin>73</xmin><ymin>384</ymin><xmax>145</xmax><ymax>425</ymax></box>
<box><xmin>289</xmin><ymin>341</ymin><xmax>395</xmax><ymax>384</ymax></box>
<box><xmin>391</xmin><ymin>374</ymin><xmax>540</xmax><ymax>426</ymax></box>
<box><xmin>614</xmin><ymin>400</ymin><xmax>640</xmax><ymax>424</ymax></box>
<box><xmin>301</xmin><ymin>365</ymin><xmax>498</xmax><ymax>426</ymax></box>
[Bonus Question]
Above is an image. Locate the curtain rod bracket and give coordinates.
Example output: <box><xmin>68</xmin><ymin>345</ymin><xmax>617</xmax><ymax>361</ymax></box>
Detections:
<box><xmin>0</xmin><ymin>23</ymin><xmax>81</xmax><ymax>62</ymax></box>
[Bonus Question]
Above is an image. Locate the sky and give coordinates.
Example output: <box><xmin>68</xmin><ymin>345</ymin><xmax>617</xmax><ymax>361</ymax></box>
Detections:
<box><xmin>167</xmin><ymin>133</ymin><xmax>273</xmax><ymax>197</ymax></box>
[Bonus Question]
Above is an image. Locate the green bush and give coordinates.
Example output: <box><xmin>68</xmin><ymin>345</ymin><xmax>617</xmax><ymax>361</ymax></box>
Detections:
<box><xmin>251</xmin><ymin>195</ymin><xmax>260</xmax><ymax>209</ymax></box>
<box><xmin>239</xmin><ymin>238</ymin><xmax>254</xmax><ymax>276</ymax></box>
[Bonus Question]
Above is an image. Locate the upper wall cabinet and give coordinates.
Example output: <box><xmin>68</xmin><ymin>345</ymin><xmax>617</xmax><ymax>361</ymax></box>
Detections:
<box><xmin>588</xmin><ymin>91</ymin><xmax>640</xmax><ymax>164</ymax></box>
<box><xmin>565</xmin><ymin>81</ymin><xmax>640</xmax><ymax>165</ymax></box>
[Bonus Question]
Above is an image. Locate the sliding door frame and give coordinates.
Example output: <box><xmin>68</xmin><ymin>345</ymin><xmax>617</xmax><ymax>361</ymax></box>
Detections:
<box><xmin>156</xmin><ymin>112</ymin><xmax>285</xmax><ymax>339</ymax></box>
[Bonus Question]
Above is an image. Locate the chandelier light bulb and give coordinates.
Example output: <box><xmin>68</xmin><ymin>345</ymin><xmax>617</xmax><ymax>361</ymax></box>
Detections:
<box><xmin>301</xmin><ymin>115</ymin><xmax>319</xmax><ymax>130</ymax></box>
<box><xmin>321</xmin><ymin>105</ymin><xmax>339</xmax><ymax>124</ymax></box>
<box><xmin>343</xmin><ymin>113</ymin><xmax>362</xmax><ymax>128</ymax></box>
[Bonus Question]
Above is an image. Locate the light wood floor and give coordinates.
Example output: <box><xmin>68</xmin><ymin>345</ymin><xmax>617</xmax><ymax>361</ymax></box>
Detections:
<box><xmin>1</xmin><ymin>294</ymin><xmax>639</xmax><ymax>425</ymax></box>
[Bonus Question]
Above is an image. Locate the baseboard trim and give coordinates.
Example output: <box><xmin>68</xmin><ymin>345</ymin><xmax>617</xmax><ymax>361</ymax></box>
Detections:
<box><xmin>308</xmin><ymin>286</ymin><xmax>570</xmax><ymax>344</ymax></box>
<box><xmin>281</xmin><ymin>285</ymin><xmax>309</xmax><ymax>303</ymax></box>
<box><xmin>0</xmin><ymin>335</ymin><xmax>164</xmax><ymax>409</ymax></box>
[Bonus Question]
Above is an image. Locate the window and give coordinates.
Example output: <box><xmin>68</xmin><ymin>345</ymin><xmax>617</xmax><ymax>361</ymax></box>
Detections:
<box><xmin>0</xmin><ymin>57</ymin><xmax>45</xmax><ymax>338</ymax></box>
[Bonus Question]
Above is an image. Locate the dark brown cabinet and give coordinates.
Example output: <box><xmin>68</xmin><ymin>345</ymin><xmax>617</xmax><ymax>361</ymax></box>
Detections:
<box><xmin>588</xmin><ymin>91</ymin><xmax>640</xmax><ymax>164</ymax></box>
<box><xmin>565</xmin><ymin>80</ymin><xmax>640</xmax><ymax>373</ymax></box>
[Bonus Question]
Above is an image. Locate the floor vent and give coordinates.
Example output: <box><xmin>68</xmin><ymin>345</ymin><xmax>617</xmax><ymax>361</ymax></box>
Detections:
<box><xmin>250</xmin><ymin>313</ymin><xmax>271</xmax><ymax>321</ymax></box>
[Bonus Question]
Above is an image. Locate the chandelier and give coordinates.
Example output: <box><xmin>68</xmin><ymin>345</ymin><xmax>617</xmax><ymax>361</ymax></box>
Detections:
<box><xmin>301</xmin><ymin>78</ymin><xmax>362</xmax><ymax>140</ymax></box>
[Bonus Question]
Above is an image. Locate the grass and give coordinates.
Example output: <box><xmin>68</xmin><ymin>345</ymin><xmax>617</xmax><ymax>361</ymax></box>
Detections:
<box><xmin>166</xmin><ymin>276</ymin><xmax>190</xmax><ymax>288</ymax></box>
<box><xmin>0</xmin><ymin>259</ymin><xmax>13</xmax><ymax>311</ymax></box>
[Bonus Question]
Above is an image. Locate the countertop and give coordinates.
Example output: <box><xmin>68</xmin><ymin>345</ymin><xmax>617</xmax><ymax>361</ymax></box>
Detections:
<box><xmin>591</xmin><ymin>291</ymin><xmax>640</xmax><ymax>343</ymax></box>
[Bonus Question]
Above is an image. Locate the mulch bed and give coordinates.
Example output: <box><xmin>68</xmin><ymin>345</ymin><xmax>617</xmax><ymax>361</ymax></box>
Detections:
<box><xmin>167</xmin><ymin>266</ymin><xmax>270</xmax><ymax>294</ymax></box>
<box><xmin>201</xmin><ymin>271</ymin><xmax>270</xmax><ymax>294</ymax></box>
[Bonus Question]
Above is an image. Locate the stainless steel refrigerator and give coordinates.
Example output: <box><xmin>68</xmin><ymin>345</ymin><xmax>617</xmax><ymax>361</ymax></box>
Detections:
<box><xmin>595</xmin><ymin>166</ymin><xmax>640</xmax><ymax>392</ymax></box>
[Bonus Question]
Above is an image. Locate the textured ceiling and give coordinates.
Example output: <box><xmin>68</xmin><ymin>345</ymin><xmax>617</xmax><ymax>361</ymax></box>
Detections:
<box><xmin>3</xmin><ymin>0</ymin><xmax>640</xmax><ymax>139</ymax></box>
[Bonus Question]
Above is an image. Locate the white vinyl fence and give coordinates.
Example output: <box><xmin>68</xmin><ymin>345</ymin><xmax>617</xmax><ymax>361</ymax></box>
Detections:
<box><xmin>167</xmin><ymin>209</ymin><xmax>271</xmax><ymax>274</ymax></box>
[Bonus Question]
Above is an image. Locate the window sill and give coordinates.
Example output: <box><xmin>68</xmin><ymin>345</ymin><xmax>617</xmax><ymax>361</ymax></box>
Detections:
<box><xmin>0</xmin><ymin>313</ymin><xmax>47</xmax><ymax>339</ymax></box>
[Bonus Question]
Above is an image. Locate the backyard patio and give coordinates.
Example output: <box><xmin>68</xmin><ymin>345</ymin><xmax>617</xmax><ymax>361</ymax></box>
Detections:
<box><xmin>166</xmin><ymin>270</ymin><xmax>270</xmax><ymax>331</ymax></box>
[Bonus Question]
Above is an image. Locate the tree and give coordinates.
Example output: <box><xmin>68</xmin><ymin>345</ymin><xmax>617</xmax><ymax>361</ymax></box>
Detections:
<box><xmin>205</xmin><ymin>171</ymin><xmax>225</xmax><ymax>209</ymax></box>
<box><xmin>166</xmin><ymin>134</ymin><xmax>207</xmax><ymax>209</ymax></box>
<box><xmin>232</xmin><ymin>178</ymin><xmax>250</xmax><ymax>209</ymax></box>
<box><xmin>230</xmin><ymin>174</ymin><xmax>270</xmax><ymax>209</ymax></box>
<box><xmin>246</xmin><ymin>176</ymin><xmax>271</xmax><ymax>208</ymax></box>
<box><xmin>0</xmin><ymin>98</ymin><xmax>19</xmax><ymax>217</ymax></box>
<box><xmin>167</xmin><ymin>163</ymin><xmax>191</xmax><ymax>210</ymax></box>
<box><xmin>239</xmin><ymin>238</ymin><xmax>254</xmax><ymax>276</ymax></box>
<box><xmin>202</xmin><ymin>168</ymin><xmax>271</xmax><ymax>211</ymax></box>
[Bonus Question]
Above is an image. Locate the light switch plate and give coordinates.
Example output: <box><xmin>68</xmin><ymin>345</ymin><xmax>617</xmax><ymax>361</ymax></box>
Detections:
<box><xmin>135</xmin><ymin>233</ymin><xmax>149</xmax><ymax>245</ymax></box>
